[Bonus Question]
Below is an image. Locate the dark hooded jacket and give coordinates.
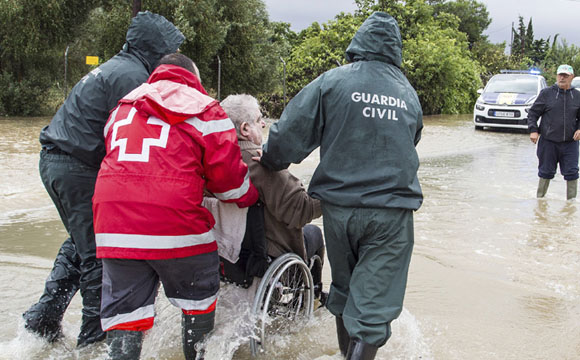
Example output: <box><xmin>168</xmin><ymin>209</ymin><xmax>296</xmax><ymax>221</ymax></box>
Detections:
<box><xmin>39</xmin><ymin>11</ymin><xmax>184</xmax><ymax>168</ymax></box>
<box><xmin>261</xmin><ymin>12</ymin><xmax>423</xmax><ymax>210</ymax></box>
<box><xmin>527</xmin><ymin>84</ymin><xmax>580</xmax><ymax>142</ymax></box>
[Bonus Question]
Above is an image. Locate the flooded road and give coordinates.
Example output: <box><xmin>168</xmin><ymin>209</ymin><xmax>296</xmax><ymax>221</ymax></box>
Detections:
<box><xmin>0</xmin><ymin>115</ymin><xmax>578</xmax><ymax>359</ymax></box>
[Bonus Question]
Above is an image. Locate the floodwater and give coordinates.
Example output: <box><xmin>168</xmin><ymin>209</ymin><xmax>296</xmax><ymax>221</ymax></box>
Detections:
<box><xmin>0</xmin><ymin>115</ymin><xmax>579</xmax><ymax>359</ymax></box>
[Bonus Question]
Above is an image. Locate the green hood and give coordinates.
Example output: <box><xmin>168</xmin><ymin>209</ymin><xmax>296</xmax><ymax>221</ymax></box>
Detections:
<box><xmin>345</xmin><ymin>12</ymin><xmax>402</xmax><ymax>67</ymax></box>
<box><xmin>124</xmin><ymin>11</ymin><xmax>185</xmax><ymax>73</ymax></box>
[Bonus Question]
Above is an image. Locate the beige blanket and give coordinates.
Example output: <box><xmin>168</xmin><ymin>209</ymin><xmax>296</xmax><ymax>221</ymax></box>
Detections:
<box><xmin>202</xmin><ymin>197</ymin><xmax>247</xmax><ymax>263</ymax></box>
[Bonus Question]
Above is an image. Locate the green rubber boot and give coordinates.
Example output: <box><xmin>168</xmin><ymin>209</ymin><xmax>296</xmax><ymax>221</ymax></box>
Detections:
<box><xmin>567</xmin><ymin>179</ymin><xmax>577</xmax><ymax>200</ymax></box>
<box><xmin>537</xmin><ymin>178</ymin><xmax>550</xmax><ymax>198</ymax></box>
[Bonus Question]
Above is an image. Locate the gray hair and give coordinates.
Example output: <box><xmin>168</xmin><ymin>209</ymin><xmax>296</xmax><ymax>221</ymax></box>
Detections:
<box><xmin>220</xmin><ymin>94</ymin><xmax>261</xmax><ymax>134</ymax></box>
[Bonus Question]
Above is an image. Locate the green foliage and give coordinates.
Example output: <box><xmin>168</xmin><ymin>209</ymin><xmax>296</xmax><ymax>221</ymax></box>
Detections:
<box><xmin>0</xmin><ymin>0</ymin><xmax>100</xmax><ymax>115</ymax></box>
<box><xmin>403</xmin><ymin>21</ymin><xmax>482</xmax><ymax>114</ymax></box>
<box><xmin>0</xmin><ymin>70</ymin><xmax>49</xmax><ymax>116</ymax></box>
<box><xmin>258</xmin><ymin>92</ymin><xmax>285</xmax><ymax>119</ymax></box>
<box><xmin>542</xmin><ymin>38</ymin><xmax>580</xmax><ymax>85</ymax></box>
<box><xmin>0</xmin><ymin>0</ymin><xmax>296</xmax><ymax>116</ymax></box>
<box><xmin>217</xmin><ymin>0</ymin><xmax>283</xmax><ymax>96</ymax></box>
<box><xmin>355</xmin><ymin>0</ymin><xmax>435</xmax><ymax>41</ymax></box>
<box><xmin>5</xmin><ymin>0</ymin><xmax>577</xmax><ymax>118</ymax></box>
<box><xmin>352</xmin><ymin>0</ymin><xmax>482</xmax><ymax>114</ymax></box>
<box><xmin>506</xmin><ymin>14</ymin><xmax>580</xmax><ymax>85</ymax></box>
<box><xmin>470</xmin><ymin>41</ymin><xmax>521</xmax><ymax>82</ymax></box>
<box><xmin>430</xmin><ymin>0</ymin><xmax>491</xmax><ymax>44</ymax></box>
<box><xmin>286</xmin><ymin>14</ymin><xmax>361</xmax><ymax>97</ymax></box>
<box><xmin>510</xmin><ymin>16</ymin><xmax>550</xmax><ymax>65</ymax></box>
<box><xmin>145</xmin><ymin>0</ymin><xmax>228</xmax><ymax>89</ymax></box>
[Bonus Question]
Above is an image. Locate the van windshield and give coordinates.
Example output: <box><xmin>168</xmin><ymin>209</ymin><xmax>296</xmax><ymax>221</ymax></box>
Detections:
<box><xmin>485</xmin><ymin>75</ymin><xmax>538</xmax><ymax>94</ymax></box>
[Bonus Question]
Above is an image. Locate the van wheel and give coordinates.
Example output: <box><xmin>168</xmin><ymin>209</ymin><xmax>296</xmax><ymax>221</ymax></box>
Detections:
<box><xmin>474</xmin><ymin>125</ymin><xmax>484</xmax><ymax>130</ymax></box>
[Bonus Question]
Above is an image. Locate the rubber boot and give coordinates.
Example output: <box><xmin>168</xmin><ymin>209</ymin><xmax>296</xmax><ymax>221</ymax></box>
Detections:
<box><xmin>182</xmin><ymin>311</ymin><xmax>215</xmax><ymax>360</ymax></box>
<box><xmin>106</xmin><ymin>330</ymin><xmax>143</xmax><ymax>360</ymax></box>
<box><xmin>536</xmin><ymin>178</ymin><xmax>550</xmax><ymax>198</ymax></box>
<box><xmin>77</xmin><ymin>260</ymin><xmax>106</xmax><ymax>347</ymax></box>
<box><xmin>335</xmin><ymin>316</ymin><xmax>350</xmax><ymax>357</ymax></box>
<box><xmin>23</xmin><ymin>238</ymin><xmax>81</xmax><ymax>342</ymax></box>
<box><xmin>346</xmin><ymin>338</ymin><xmax>378</xmax><ymax>360</ymax></box>
<box><xmin>567</xmin><ymin>179</ymin><xmax>577</xmax><ymax>200</ymax></box>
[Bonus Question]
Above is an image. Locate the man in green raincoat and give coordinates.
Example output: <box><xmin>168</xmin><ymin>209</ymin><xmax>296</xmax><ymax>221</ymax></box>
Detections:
<box><xmin>259</xmin><ymin>12</ymin><xmax>423</xmax><ymax>360</ymax></box>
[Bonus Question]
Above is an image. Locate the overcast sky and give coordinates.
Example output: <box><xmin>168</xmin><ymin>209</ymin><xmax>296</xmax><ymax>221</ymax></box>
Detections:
<box><xmin>262</xmin><ymin>0</ymin><xmax>580</xmax><ymax>47</ymax></box>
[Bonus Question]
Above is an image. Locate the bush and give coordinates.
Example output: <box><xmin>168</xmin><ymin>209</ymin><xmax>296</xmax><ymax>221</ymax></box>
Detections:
<box><xmin>258</xmin><ymin>92</ymin><xmax>286</xmax><ymax>119</ymax></box>
<box><xmin>403</xmin><ymin>23</ymin><xmax>482</xmax><ymax>115</ymax></box>
<box><xmin>0</xmin><ymin>72</ymin><xmax>52</xmax><ymax>116</ymax></box>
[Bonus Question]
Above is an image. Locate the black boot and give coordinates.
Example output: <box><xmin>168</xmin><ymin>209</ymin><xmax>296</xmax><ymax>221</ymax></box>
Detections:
<box><xmin>182</xmin><ymin>311</ymin><xmax>215</xmax><ymax>360</ymax></box>
<box><xmin>77</xmin><ymin>260</ymin><xmax>105</xmax><ymax>347</ymax></box>
<box><xmin>23</xmin><ymin>238</ymin><xmax>81</xmax><ymax>342</ymax></box>
<box><xmin>107</xmin><ymin>330</ymin><xmax>143</xmax><ymax>360</ymax></box>
<box><xmin>346</xmin><ymin>338</ymin><xmax>378</xmax><ymax>360</ymax></box>
<box><xmin>335</xmin><ymin>316</ymin><xmax>350</xmax><ymax>357</ymax></box>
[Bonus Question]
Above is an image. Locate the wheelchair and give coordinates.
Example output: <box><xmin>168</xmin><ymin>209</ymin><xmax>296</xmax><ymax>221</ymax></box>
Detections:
<box><xmin>219</xmin><ymin>201</ymin><xmax>323</xmax><ymax>356</ymax></box>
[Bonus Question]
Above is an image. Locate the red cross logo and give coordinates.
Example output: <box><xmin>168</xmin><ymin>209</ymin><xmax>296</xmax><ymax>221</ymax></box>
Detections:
<box><xmin>110</xmin><ymin>107</ymin><xmax>170</xmax><ymax>162</ymax></box>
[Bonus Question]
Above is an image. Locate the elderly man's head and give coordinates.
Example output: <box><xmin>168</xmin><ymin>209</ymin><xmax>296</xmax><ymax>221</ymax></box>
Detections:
<box><xmin>556</xmin><ymin>64</ymin><xmax>574</xmax><ymax>90</ymax></box>
<box><xmin>221</xmin><ymin>94</ymin><xmax>265</xmax><ymax>146</ymax></box>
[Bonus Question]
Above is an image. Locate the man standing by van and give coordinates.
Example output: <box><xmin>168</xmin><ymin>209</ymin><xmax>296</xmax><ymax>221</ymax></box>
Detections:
<box><xmin>528</xmin><ymin>64</ymin><xmax>580</xmax><ymax>200</ymax></box>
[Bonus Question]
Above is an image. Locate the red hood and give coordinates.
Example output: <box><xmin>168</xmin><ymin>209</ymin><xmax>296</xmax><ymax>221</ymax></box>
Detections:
<box><xmin>148</xmin><ymin>64</ymin><xmax>207</xmax><ymax>94</ymax></box>
<box><xmin>119</xmin><ymin>64</ymin><xmax>217</xmax><ymax>125</ymax></box>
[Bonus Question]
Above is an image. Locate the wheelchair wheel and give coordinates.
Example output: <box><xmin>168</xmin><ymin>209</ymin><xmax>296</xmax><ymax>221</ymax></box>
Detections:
<box><xmin>250</xmin><ymin>253</ymin><xmax>314</xmax><ymax>356</ymax></box>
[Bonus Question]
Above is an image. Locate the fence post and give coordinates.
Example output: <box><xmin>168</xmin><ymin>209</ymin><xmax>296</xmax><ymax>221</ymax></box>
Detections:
<box><xmin>64</xmin><ymin>45</ymin><xmax>70</xmax><ymax>100</ymax></box>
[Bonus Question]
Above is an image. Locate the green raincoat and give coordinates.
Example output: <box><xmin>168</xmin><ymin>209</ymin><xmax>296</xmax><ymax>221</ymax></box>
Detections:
<box><xmin>261</xmin><ymin>13</ymin><xmax>423</xmax><ymax>211</ymax></box>
<box><xmin>261</xmin><ymin>11</ymin><xmax>423</xmax><ymax>348</ymax></box>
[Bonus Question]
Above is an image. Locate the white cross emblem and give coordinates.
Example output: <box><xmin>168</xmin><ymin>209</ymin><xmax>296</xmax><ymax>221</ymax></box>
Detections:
<box><xmin>110</xmin><ymin>107</ymin><xmax>170</xmax><ymax>162</ymax></box>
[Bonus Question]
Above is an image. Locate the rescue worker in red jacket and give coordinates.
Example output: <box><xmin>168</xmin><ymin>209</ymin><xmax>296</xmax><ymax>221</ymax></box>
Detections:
<box><xmin>92</xmin><ymin>53</ymin><xmax>258</xmax><ymax>360</ymax></box>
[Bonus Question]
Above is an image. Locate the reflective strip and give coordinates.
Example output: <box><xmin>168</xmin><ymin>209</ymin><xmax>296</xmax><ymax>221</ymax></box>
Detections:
<box><xmin>168</xmin><ymin>293</ymin><xmax>218</xmax><ymax>311</ymax></box>
<box><xmin>103</xmin><ymin>106</ymin><xmax>120</xmax><ymax>138</ymax></box>
<box><xmin>101</xmin><ymin>304</ymin><xmax>155</xmax><ymax>331</ymax></box>
<box><xmin>185</xmin><ymin>117</ymin><xmax>234</xmax><ymax>136</ymax></box>
<box><xmin>214</xmin><ymin>170</ymin><xmax>251</xmax><ymax>201</ymax></box>
<box><xmin>96</xmin><ymin>231</ymin><xmax>214</xmax><ymax>250</ymax></box>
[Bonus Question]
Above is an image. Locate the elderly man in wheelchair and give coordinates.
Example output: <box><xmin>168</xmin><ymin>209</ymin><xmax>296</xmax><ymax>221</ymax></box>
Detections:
<box><xmin>203</xmin><ymin>94</ymin><xmax>326</xmax><ymax>355</ymax></box>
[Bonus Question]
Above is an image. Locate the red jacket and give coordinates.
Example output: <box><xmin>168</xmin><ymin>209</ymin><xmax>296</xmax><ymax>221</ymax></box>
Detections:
<box><xmin>93</xmin><ymin>64</ymin><xmax>258</xmax><ymax>260</ymax></box>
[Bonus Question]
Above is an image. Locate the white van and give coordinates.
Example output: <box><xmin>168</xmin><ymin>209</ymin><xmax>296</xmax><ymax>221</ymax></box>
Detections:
<box><xmin>473</xmin><ymin>70</ymin><xmax>547</xmax><ymax>130</ymax></box>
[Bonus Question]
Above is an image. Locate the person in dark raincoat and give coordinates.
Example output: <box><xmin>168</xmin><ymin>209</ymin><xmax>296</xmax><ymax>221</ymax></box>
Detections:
<box><xmin>527</xmin><ymin>64</ymin><xmax>580</xmax><ymax>200</ymax></box>
<box><xmin>259</xmin><ymin>12</ymin><xmax>423</xmax><ymax>360</ymax></box>
<box><xmin>23</xmin><ymin>11</ymin><xmax>184</xmax><ymax>347</ymax></box>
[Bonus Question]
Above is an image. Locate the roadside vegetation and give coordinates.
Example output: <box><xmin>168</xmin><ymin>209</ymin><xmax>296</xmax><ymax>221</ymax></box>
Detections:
<box><xmin>1</xmin><ymin>0</ymin><xmax>579</xmax><ymax>117</ymax></box>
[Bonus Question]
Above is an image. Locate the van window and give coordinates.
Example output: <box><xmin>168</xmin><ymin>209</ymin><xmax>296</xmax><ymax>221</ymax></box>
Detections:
<box><xmin>485</xmin><ymin>75</ymin><xmax>538</xmax><ymax>94</ymax></box>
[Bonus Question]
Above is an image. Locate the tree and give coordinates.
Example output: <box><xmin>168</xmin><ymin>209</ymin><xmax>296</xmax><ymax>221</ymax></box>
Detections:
<box><xmin>525</xmin><ymin>18</ymin><xmax>534</xmax><ymax>54</ymax></box>
<box><xmin>0</xmin><ymin>0</ymin><xmax>289</xmax><ymax>116</ymax></box>
<box><xmin>470</xmin><ymin>40</ymin><xmax>523</xmax><ymax>83</ymax></box>
<box><xmin>0</xmin><ymin>0</ymin><xmax>100</xmax><ymax>115</ymax></box>
<box><xmin>430</xmin><ymin>0</ymin><xmax>491</xmax><ymax>45</ymax></box>
<box><xmin>216</xmin><ymin>0</ymin><xmax>285</xmax><ymax>97</ymax></box>
<box><xmin>542</xmin><ymin>37</ymin><xmax>580</xmax><ymax>85</ymax></box>
<box><xmin>529</xmin><ymin>38</ymin><xmax>549</xmax><ymax>65</ymax></box>
<box><xmin>355</xmin><ymin>0</ymin><xmax>435</xmax><ymax>41</ymax></box>
<box><xmin>403</xmin><ymin>21</ymin><xmax>482</xmax><ymax>114</ymax></box>
<box><xmin>511</xmin><ymin>16</ymin><xmax>533</xmax><ymax>57</ymax></box>
<box><xmin>285</xmin><ymin>13</ymin><xmax>361</xmax><ymax>97</ymax></box>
